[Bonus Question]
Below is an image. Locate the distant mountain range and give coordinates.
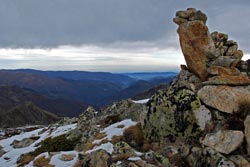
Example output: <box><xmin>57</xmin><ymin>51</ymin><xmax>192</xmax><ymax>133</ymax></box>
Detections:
<box><xmin>124</xmin><ymin>72</ymin><xmax>177</xmax><ymax>80</ymax></box>
<box><xmin>0</xmin><ymin>69</ymin><xmax>177</xmax><ymax>118</ymax></box>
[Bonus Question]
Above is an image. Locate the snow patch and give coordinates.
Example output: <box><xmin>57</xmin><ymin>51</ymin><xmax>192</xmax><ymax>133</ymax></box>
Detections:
<box><xmin>49</xmin><ymin>151</ymin><xmax>79</xmax><ymax>167</ymax></box>
<box><xmin>0</xmin><ymin>123</ymin><xmax>77</xmax><ymax>166</ymax></box>
<box><xmin>49</xmin><ymin>124</ymin><xmax>77</xmax><ymax>138</ymax></box>
<box><xmin>93</xmin><ymin>119</ymin><xmax>137</xmax><ymax>144</ymax></box>
<box><xmin>132</xmin><ymin>99</ymin><xmax>149</xmax><ymax>104</ymax></box>
<box><xmin>128</xmin><ymin>157</ymin><xmax>142</xmax><ymax>161</ymax></box>
<box><xmin>85</xmin><ymin>142</ymin><xmax>114</xmax><ymax>154</ymax></box>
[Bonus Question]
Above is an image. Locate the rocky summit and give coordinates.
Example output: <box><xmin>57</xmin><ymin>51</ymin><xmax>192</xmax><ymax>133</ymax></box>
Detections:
<box><xmin>1</xmin><ymin>8</ymin><xmax>250</xmax><ymax>167</ymax></box>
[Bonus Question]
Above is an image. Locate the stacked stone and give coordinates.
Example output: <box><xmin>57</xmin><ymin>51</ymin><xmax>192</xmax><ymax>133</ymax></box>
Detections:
<box><xmin>204</xmin><ymin>31</ymin><xmax>250</xmax><ymax>85</ymax></box>
<box><xmin>173</xmin><ymin>8</ymin><xmax>250</xmax><ymax>86</ymax></box>
<box><xmin>173</xmin><ymin>8</ymin><xmax>214</xmax><ymax>81</ymax></box>
<box><xmin>173</xmin><ymin>8</ymin><xmax>207</xmax><ymax>25</ymax></box>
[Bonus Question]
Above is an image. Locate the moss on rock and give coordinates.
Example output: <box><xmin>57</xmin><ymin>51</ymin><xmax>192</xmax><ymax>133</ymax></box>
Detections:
<box><xmin>142</xmin><ymin>86</ymin><xmax>202</xmax><ymax>144</ymax></box>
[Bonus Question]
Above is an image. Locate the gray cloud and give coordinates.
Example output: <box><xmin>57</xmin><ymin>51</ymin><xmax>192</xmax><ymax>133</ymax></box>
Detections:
<box><xmin>0</xmin><ymin>0</ymin><xmax>249</xmax><ymax>52</ymax></box>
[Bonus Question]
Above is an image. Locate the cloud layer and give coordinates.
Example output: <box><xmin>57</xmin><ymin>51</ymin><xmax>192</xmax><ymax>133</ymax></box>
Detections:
<box><xmin>0</xmin><ymin>0</ymin><xmax>249</xmax><ymax>51</ymax></box>
<box><xmin>0</xmin><ymin>1</ymin><xmax>249</xmax><ymax>71</ymax></box>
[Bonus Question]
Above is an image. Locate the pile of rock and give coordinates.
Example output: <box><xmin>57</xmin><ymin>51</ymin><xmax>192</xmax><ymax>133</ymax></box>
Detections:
<box><xmin>174</xmin><ymin>8</ymin><xmax>250</xmax><ymax>86</ymax></box>
<box><xmin>140</xmin><ymin>8</ymin><xmax>250</xmax><ymax>167</ymax></box>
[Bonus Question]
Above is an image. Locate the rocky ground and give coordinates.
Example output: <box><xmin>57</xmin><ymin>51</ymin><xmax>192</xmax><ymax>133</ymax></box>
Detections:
<box><xmin>1</xmin><ymin>8</ymin><xmax>250</xmax><ymax>167</ymax></box>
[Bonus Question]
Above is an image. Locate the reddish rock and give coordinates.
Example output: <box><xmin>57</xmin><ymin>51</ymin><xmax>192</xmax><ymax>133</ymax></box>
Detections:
<box><xmin>177</xmin><ymin>20</ymin><xmax>215</xmax><ymax>81</ymax></box>
<box><xmin>207</xmin><ymin>66</ymin><xmax>240</xmax><ymax>76</ymax></box>
<box><xmin>198</xmin><ymin>85</ymin><xmax>250</xmax><ymax>114</ymax></box>
<box><xmin>203</xmin><ymin>75</ymin><xmax>250</xmax><ymax>86</ymax></box>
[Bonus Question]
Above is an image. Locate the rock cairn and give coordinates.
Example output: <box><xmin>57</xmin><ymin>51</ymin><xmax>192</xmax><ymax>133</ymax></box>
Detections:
<box><xmin>142</xmin><ymin>8</ymin><xmax>250</xmax><ymax>166</ymax></box>
<box><xmin>174</xmin><ymin>8</ymin><xmax>250</xmax><ymax>86</ymax></box>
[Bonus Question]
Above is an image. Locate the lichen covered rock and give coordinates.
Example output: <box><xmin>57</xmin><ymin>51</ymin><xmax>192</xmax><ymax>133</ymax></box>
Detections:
<box><xmin>188</xmin><ymin>147</ymin><xmax>236</xmax><ymax>167</ymax></box>
<box><xmin>81</xmin><ymin>149</ymin><xmax>112</xmax><ymax>167</ymax></box>
<box><xmin>142</xmin><ymin>82</ymin><xmax>202</xmax><ymax>144</ymax></box>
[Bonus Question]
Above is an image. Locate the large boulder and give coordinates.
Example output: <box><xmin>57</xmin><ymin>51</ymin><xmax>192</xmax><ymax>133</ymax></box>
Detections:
<box><xmin>142</xmin><ymin>85</ymin><xmax>202</xmax><ymax>144</ymax></box>
<box><xmin>198</xmin><ymin>85</ymin><xmax>250</xmax><ymax>114</ymax></box>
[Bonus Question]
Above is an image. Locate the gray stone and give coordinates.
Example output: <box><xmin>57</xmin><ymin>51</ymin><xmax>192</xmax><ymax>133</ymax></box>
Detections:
<box><xmin>198</xmin><ymin>85</ymin><xmax>250</xmax><ymax>114</ymax></box>
<box><xmin>82</xmin><ymin>149</ymin><xmax>112</xmax><ymax>167</ymax></box>
<box><xmin>226</xmin><ymin>44</ymin><xmax>238</xmax><ymax>56</ymax></box>
<box><xmin>189</xmin><ymin>10</ymin><xmax>207</xmax><ymax>23</ymax></box>
<box><xmin>188</xmin><ymin>147</ymin><xmax>236</xmax><ymax>167</ymax></box>
<box><xmin>200</xmin><ymin>130</ymin><xmax>244</xmax><ymax>154</ymax></box>
<box><xmin>193</xmin><ymin>105</ymin><xmax>211</xmax><ymax>130</ymax></box>
<box><xmin>244</xmin><ymin>115</ymin><xmax>250</xmax><ymax>155</ymax></box>
<box><xmin>225</xmin><ymin>40</ymin><xmax>237</xmax><ymax>46</ymax></box>
<box><xmin>211</xmin><ymin>56</ymin><xmax>238</xmax><ymax>67</ymax></box>
<box><xmin>173</xmin><ymin>16</ymin><xmax>187</xmax><ymax>25</ymax></box>
<box><xmin>0</xmin><ymin>146</ymin><xmax>6</xmax><ymax>158</ymax></box>
<box><xmin>229</xmin><ymin>155</ymin><xmax>250</xmax><ymax>167</ymax></box>
<box><xmin>176</xmin><ymin>9</ymin><xmax>196</xmax><ymax>19</ymax></box>
<box><xmin>11</xmin><ymin>138</ymin><xmax>37</xmax><ymax>148</ymax></box>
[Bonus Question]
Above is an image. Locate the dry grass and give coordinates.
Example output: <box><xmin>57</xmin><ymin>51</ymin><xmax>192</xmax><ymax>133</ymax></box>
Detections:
<box><xmin>142</xmin><ymin>142</ymin><xmax>161</xmax><ymax>152</ymax></box>
<box><xmin>113</xmin><ymin>154</ymin><xmax>130</xmax><ymax>162</ymax></box>
<box><xmin>238</xmin><ymin>99</ymin><xmax>250</xmax><ymax>119</ymax></box>
<box><xmin>100</xmin><ymin>138</ymin><xmax>109</xmax><ymax>144</ymax></box>
<box><xmin>225</xmin><ymin>99</ymin><xmax>250</xmax><ymax>131</ymax></box>
<box><xmin>123</xmin><ymin>123</ymin><xmax>144</xmax><ymax>147</ymax></box>
<box><xmin>95</xmin><ymin>132</ymin><xmax>107</xmax><ymax>140</ymax></box>
<box><xmin>100</xmin><ymin>114</ymin><xmax>121</xmax><ymax>128</ymax></box>
<box><xmin>116</xmin><ymin>124</ymin><xmax>125</xmax><ymax>128</ymax></box>
<box><xmin>83</xmin><ymin>142</ymin><xmax>97</xmax><ymax>152</ymax></box>
<box><xmin>111</xmin><ymin>135</ymin><xmax>123</xmax><ymax>144</ymax></box>
<box><xmin>60</xmin><ymin>154</ymin><xmax>75</xmax><ymax>161</ymax></box>
<box><xmin>33</xmin><ymin>155</ymin><xmax>50</xmax><ymax>167</ymax></box>
<box><xmin>17</xmin><ymin>153</ymin><xmax>35</xmax><ymax>166</ymax></box>
<box><xmin>142</xmin><ymin>142</ymin><xmax>152</xmax><ymax>152</ymax></box>
<box><xmin>73</xmin><ymin>160</ymin><xmax>82</xmax><ymax>167</ymax></box>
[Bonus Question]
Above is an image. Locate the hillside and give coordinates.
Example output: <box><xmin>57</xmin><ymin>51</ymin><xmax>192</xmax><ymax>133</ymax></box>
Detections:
<box><xmin>132</xmin><ymin>83</ymin><xmax>169</xmax><ymax>100</ymax></box>
<box><xmin>0</xmin><ymin>85</ymin><xmax>87</xmax><ymax>117</ymax></box>
<box><xmin>0</xmin><ymin>70</ymin><xmax>175</xmax><ymax>108</ymax></box>
<box><xmin>0</xmin><ymin>102</ymin><xmax>59</xmax><ymax>128</ymax></box>
<box><xmin>0</xmin><ymin>71</ymin><xmax>122</xmax><ymax>106</ymax></box>
<box><xmin>9</xmin><ymin>69</ymin><xmax>136</xmax><ymax>88</ymax></box>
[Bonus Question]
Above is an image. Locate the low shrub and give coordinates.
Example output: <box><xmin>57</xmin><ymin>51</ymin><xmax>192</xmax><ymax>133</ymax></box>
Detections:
<box><xmin>30</xmin><ymin>134</ymin><xmax>81</xmax><ymax>157</ymax></box>
<box><xmin>123</xmin><ymin>123</ymin><xmax>144</xmax><ymax>148</ymax></box>
<box><xmin>33</xmin><ymin>155</ymin><xmax>50</xmax><ymax>167</ymax></box>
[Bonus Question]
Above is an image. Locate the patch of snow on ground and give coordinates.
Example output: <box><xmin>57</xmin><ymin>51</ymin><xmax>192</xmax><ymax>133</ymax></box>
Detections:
<box><xmin>49</xmin><ymin>151</ymin><xmax>79</xmax><ymax>167</ymax></box>
<box><xmin>85</xmin><ymin>142</ymin><xmax>114</xmax><ymax>154</ymax></box>
<box><xmin>128</xmin><ymin>157</ymin><xmax>142</xmax><ymax>161</ymax></box>
<box><xmin>0</xmin><ymin>123</ymin><xmax>77</xmax><ymax>166</ymax></box>
<box><xmin>132</xmin><ymin>99</ymin><xmax>149</xmax><ymax>104</ymax></box>
<box><xmin>49</xmin><ymin>124</ymin><xmax>77</xmax><ymax>138</ymax></box>
<box><xmin>135</xmin><ymin>151</ymin><xmax>144</xmax><ymax>156</ymax></box>
<box><xmin>93</xmin><ymin>119</ymin><xmax>137</xmax><ymax>144</ymax></box>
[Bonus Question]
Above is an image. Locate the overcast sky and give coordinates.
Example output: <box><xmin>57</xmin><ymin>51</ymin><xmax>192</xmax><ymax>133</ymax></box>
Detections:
<box><xmin>0</xmin><ymin>0</ymin><xmax>250</xmax><ymax>72</ymax></box>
